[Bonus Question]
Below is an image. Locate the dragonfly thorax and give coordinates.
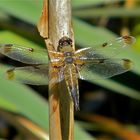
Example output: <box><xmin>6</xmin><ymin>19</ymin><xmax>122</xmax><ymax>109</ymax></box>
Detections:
<box><xmin>65</xmin><ymin>57</ymin><xmax>74</xmax><ymax>64</ymax></box>
<box><xmin>64</xmin><ymin>52</ymin><xmax>74</xmax><ymax>64</ymax></box>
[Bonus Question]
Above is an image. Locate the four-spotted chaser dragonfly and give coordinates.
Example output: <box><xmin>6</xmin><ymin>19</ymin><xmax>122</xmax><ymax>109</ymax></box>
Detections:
<box><xmin>0</xmin><ymin>36</ymin><xmax>135</xmax><ymax>110</ymax></box>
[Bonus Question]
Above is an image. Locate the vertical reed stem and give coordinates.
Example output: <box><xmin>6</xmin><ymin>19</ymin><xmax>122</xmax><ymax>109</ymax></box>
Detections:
<box><xmin>38</xmin><ymin>0</ymin><xmax>74</xmax><ymax>140</ymax></box>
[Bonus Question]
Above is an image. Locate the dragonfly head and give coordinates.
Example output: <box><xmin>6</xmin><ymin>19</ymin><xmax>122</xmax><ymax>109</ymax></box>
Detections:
<box><xmin>58</xmin><ymin>36</ymin><xmax>73</xmax><ymax>52</ymax></box>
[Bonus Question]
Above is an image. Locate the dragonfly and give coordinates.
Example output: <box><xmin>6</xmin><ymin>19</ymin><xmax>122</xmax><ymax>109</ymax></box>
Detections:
<box><xmin>0</xmin><ymin>35</ymin><xmax>135</xmax><ymax>110</ymax></box>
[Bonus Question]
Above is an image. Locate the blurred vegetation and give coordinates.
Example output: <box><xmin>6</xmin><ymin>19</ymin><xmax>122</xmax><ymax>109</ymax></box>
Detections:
<box><xmin>0</xmin><ymin>0</ymin><xmax>140</xmax><ymax>139</ymax></box>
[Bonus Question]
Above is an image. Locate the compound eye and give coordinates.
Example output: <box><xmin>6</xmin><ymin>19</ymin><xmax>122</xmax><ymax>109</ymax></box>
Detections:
<box><xmin>58</xmin><ymin>36</ymin><xmax>72</xmax><ymax>46</ymax></box>
<box><xmin>58</xmin><ymin>36</ymin><xmax>73</xmax><ymax>51</ymax></box>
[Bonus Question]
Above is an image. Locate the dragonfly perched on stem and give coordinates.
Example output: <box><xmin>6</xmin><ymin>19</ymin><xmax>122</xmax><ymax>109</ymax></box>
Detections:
<box><xmin>0</xmin><ymin>35</ymin><xmax>135</xmax><ymax>110</ymax></box>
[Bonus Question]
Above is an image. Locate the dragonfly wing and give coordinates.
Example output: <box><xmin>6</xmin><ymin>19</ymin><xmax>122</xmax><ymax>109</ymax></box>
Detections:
<box><xmin>6</xmin><ymin>65</ymin><xmax>49</xmax><ymax>85</ymax></box>
<box><xmin>0</xmin><ymin>44</ymin><xmax>49</xmax><ymax>64</ymax></box>
<box><xmin>6</xmin><ymin>65</ymin><xmax>64</xmax><ymax>85</ymax></box>
<box><xmin>78</xmin><ymin>58</ymin><xmax>133</xmax><ymax>80</ymax></box>
<box><xmin>75</xmin><ymin>36</ymin><xmax>135</xmax><ymax>58</ymax></box>
<box><xmin>49</xmin><ymin>51</ymin><xmax>64</xmax><ymax>66</ymax></box>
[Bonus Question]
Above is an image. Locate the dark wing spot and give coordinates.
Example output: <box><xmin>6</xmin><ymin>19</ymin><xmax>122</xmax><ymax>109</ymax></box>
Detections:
<box><xmin>122</xmin><ymin>59</ymin><xmax>132</xmax><ymax>69</ymax></box>
<box><xmin>122</xmin><ymin>35</ymin><xmax>131</xmax><ymax>39</ymax></box>
<box><xmin>102</xmin><ymin>42</ymin><xmax>108</xmax><ymax>47</ymax></box>
<box><xmin>4</xmin><ymin>44</ymin><xmax>13</xmax><ymax>53</ymax></box>
<box><xmin>6</xmin><ymin>68</ymin><xmax>15</xmax><ymax>80</ymax></box>
<box><xmin>122</xmin><ymin>36</ymin><xmax>133</xmax><ymax>44</ymax></box>
<box><xmin>28</xmin><ymin>48</ymin><xmax>34</xmax><ymax>52</ymax></box>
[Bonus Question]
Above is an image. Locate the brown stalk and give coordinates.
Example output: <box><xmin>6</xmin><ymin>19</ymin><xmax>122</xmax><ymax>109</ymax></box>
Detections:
<box><xmin>78</xmin><ymin>113</ymin><xmax>140</xmax><ymax>140</ymax></box>
<box><xmin>38</xmin><ymin>0</ymin><xmax>74</xmax><ymax>140</ymax></box>
<box><xmin>121</xmin><ymin>0</ymin><xmax>136</xmax><ymax>35</ymax></box>
<box><xmin>0</xmin><ymin>109</ymin><xmax>48</xmax><ymax>140</ymax></box>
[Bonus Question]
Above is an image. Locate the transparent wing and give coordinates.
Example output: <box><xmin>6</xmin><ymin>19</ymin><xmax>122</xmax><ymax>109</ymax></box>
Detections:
<box><xmin>6</xmin><ymin>65</ymin><xmax>64</xmax><ymax>85</ymax></box>
<box><xmin>75</xmin><ymin>36</ymin><xmax>135</xmax><ymax>59</ymax></box>
<box><xmin>78</xmin><ymin>58</ymin><xmax>133</xmax><ymax>80</ymax></box>
<box><xmin>49</xmin><ymin>50</ymin><xmax>64</xmax><ymax>63</ymax></box>
<box><xmin>0</xmin><ymin>44</ymin><xmax>49</xmax><ymax>64</ymax></box>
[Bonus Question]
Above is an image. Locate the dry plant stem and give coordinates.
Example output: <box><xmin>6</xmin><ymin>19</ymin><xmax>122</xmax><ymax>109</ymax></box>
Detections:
<box><xmin>37</xmin><ymin>0</ymin><xmax>48</xmax><ymax>38</ymax></box>
<box><xmin>48</xmin><ymin>0</ymin><xmax>74</xmax><ymax>140</ymax></box>
<box><xmin>78</xmin><ymin>113</ymin><xmax>140</xmax><ymax>140</ymax></box>
<box><xmin>38</xmin><ymin>0</ymin><xmax>74</xmax><ymax>140</ymax></box>
<box><xmin>0</xmin><ymin>109</ymin><xmax>48</xmax><ymax>140</ymax></box>
<box><xmin>121</xmin><ymin>0</ymin><xmax>136</xmax><ymax>35</ymax></box>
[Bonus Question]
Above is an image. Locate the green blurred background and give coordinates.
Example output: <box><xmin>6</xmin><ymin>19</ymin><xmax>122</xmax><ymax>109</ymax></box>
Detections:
<box><xmin>0</xmin><ymin>0</ymin><xmax>140</xmax><ymax>139</ymax></box>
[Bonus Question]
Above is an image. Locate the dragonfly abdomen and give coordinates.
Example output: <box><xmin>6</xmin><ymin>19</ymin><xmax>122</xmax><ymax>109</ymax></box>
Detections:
<box><xmin>64</xmin><ymin>64</ymin><xmax>79</xmax><ymax>110</ymax></box>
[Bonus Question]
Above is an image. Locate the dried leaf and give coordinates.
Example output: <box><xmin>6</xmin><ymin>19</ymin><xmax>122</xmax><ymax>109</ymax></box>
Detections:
<box><xmin>37</xmin><ymin>0</ymin><xmax>48</xmax><ymax>38</ymax></box>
